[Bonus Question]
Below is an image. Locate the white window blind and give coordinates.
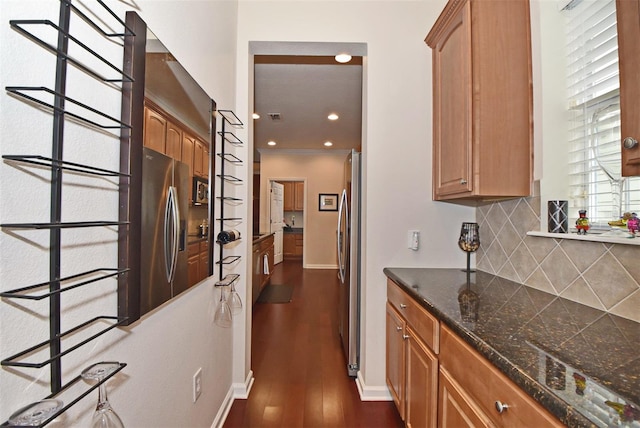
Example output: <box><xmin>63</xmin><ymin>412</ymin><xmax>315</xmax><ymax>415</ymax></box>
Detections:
<box><xmin>565</xmin><ymin>0</ymin><xmax>639</xmax><ymax>227</ymax></box>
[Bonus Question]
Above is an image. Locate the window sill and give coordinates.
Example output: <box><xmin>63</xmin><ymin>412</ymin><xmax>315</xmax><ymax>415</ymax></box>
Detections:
<box><xmin>527</xmin><ymin>230</ymin><xmax>640</xmax><ymax>246</ymax></box>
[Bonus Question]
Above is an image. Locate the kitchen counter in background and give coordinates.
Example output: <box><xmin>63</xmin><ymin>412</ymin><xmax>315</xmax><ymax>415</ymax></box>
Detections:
<box><xmin>188</xmin><ymin>233</ymin><xmax>208</xmax><ymax>244</ymax></box>
<box><xmin>383</xmin><ymin>268</ymin><xmax>640</xmax><ymax>428</ymax></box>
<box><xmin>283</xmin><ymin>227</ymin><xmax>303</xmax><ymax>234</ymax></box>
<box><xmin>253</xmin><ymin>233</ymin><xmax>274</xmax><ymax>244</ymax></box>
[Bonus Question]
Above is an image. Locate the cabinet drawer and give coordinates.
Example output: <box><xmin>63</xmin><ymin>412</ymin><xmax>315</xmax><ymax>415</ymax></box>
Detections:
<box><xmin>440</xmin><ymin>326</ymin><xmax>563</xmax><ymax>427</ymax></box>
<box><xmin>387</xmin><ymin>279</ymin><xmax>439</xmax><ymax>354</ymax></box>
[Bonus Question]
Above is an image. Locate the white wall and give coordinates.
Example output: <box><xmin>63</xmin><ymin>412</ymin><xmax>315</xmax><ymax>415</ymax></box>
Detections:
<box><xmin>259</xmin><ymin>151</ymin><xmax>347</xmax><ymax>268</ymax></box>
<box><xmin>0</xmin><ymin>1</ymin><xmax>241</xmax><ymax>426</ymax></box>
<box><xmin>235</xmin><ymin>0</ymin><xmax>473</xmax><ymax>397</ymax></box>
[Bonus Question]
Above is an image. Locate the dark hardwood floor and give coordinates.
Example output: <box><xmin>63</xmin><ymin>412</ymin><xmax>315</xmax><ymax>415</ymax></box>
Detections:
<box><xmin>223</xmin><ymin>260</ymin><xmax>403</xmax><ymax>428</ymax></box>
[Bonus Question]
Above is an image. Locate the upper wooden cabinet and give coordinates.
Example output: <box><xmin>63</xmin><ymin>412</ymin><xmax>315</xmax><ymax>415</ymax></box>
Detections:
<box><xmin>281</xmin><ymin>181</ymin><xmax>304</xmax><ymax>211</ymax></box>
<box><xmin>618</xmin><ymin>0</ymin><xmax>640</xmax><ymax>176</ymax></box>
<box><xmin>144</xmin><ymin>106</ymin><xmax>167</xmax><ymax>154</ymax></box>
<box><xmin>165</xmin><ymin>120</ymin><xmax>182</xmax><ymax>161</ymax></box>
<box><xmin>425</xmin><ymin>0</ymin><xmax>533</xmax><ymax>201</ymax></box>
<box><xmin>294</xmin><ymin>181</ymin><xmax>304</xmax><ymax>210</ymax></box>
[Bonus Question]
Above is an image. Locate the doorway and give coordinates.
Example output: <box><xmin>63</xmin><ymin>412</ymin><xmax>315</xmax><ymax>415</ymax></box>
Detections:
<box><xmin>249</xmin><ymin>42</ymin><xmax>366</xmax><ymax>379</ymax></box>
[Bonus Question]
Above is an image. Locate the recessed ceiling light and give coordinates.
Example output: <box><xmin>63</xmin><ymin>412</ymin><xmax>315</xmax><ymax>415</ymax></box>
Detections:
<box><xmin>328</xmin><ymin>113</ymin><xmax>339</xmax><ymax>121</ymax></box>
<box><xmin>267</xmin><ymin>141</ymin><xmax>277</xmax><ymax>146</ymax></box>
<box><xmin>324</xmin><ymin>141</ymin><xmax>333</xmax><ymax>147</ymax></box>
<box><xmin>253</xmin><ymin>113</ymin><xmax>260</xmax><ymax>119</ymax></box>
<box><xmin>335</xmin><ymin>53</ymin><xmax>352</xmax><ymax>63</ymax></box>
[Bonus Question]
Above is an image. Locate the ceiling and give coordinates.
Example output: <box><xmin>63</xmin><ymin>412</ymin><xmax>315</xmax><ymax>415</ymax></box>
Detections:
<box><xmin>253</xmin><ymin>55</ymin><xmax>363</xmax><ymax>160</ymax></box>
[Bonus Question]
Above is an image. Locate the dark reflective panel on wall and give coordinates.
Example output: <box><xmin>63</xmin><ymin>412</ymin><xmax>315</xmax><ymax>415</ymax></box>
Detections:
<box><xmin>140</xmin><ymin>29</ymin><xmax>215</xmax><ymax>317</ymax></box>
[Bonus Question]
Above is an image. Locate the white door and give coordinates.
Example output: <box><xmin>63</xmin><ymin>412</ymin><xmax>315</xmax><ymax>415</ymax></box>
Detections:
<box><xmin>270</xmin><ymin>181</ymin><xmax>285</xmax><ymax>264</ymax></box>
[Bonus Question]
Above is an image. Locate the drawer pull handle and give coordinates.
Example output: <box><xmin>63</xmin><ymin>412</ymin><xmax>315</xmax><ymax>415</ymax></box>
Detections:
<box><xmin>402</xmin><ymin>334</ymin><xmax>410</xmax><ymax>340</ymax></box>
<box><xmin>495</xmin><ymin>401</ymin><xmax>509</xmax><ymax>414</ymax></box>
<box><xmin>396</xmin><ymin>326</ymin><xmax>402</xmax><ymax>332</ymax></box>
<box><xmin>399</xmin><ymin>304</ymin><xmax>407</xmax><ymax>309</ymax></box>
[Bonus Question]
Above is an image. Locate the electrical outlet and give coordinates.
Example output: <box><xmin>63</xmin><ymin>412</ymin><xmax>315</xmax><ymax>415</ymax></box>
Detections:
<box><xmin>193</xmin><ymin>368</ymin><xmax>202</xmax><ymax>403</ymax></box>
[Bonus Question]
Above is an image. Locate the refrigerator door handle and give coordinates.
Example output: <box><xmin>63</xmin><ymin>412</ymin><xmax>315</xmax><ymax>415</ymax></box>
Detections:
<box><xmin>337</xmin><ymin>189</ymin><xmax>348</xmax><ymax>283</ymax></box>
<box><xmin>164</xmin><ymin>186</ymin><xmax>180</xmax><ymax>283</ymax></box>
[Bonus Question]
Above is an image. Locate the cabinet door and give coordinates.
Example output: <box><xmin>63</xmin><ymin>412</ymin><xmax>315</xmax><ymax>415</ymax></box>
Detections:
<box><xmin>282</xmin><ymin>181</ymin><xmax>294</xmax><ymax>211</ymax></box>
<box><xmin>202</xmin><ymin>143</ymin><xmax>210</xmax><ymax>178</ymax></box>
<box><xmin>386</xmin><ymin>302</ymin><xmax>406</xmax><ymax>420</ymax></box>
<box><xmin>194</xmin><ymin>140</ymin><xmax>205</xmax><ymax>177</ymax></box>
<box><xmin>294</xmin><ymin>233</ymin><xmax>303</xmax><ymax>256</ymax></box>
<box><xmin>182</xmin><ymin>133</ymin><xmax>196</xmax><ymax>177</ymax></box>
<box><xmin>165</xmin><ymin>121</ymin><xmax>182</xmax><ymax>161</ymax></box>
<box><xmin>144</xmin><ymin>106</ymin><xmax>167</xmax><ymax>154</ymax></box>
<box><xmin>431</xmin><ymin>1</ymin><xmax>473</xmax><ymax>198</ymax></box>
<box><xmin>406</xmin><ymin>327</ymin><xmax>438</xmax><ymax>428</ymax></box>
<box><xmin>187</xmin><ymin>256</ymin><xmax>199</xmax><ymax>287</ymax></box>
<box><xmin>199</xmin><ymin>252</ymin><xmax>209</xmax><ymax>281</ymax></box>
<box><xmin>438</xmin><ymin>368</ymin><xmax>494</xmax><ymax>428</ymax></box>
<box><xmin>294</xmin><ymin>181</ymin><xmax>304</xmax><ymax>210</ymax></box>
<box><xmin>618</xmin><ymin>0</ymin><xmax>640</xmax><ymax>176</ymax></box>
<box><xmin>283</xmin><ymin>234</ymin><xmax>296</xmax><ymax>258</ymax></box>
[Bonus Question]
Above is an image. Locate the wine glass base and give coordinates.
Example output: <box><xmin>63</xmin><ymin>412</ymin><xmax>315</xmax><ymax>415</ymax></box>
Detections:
<box><xmin>461</xmin><ymin>269</ymin><xmax>476</xmax><ymax>273</ymax></box>
<box><xmin>8</xmin><ymin>399</ymin><xmax>63</xmax><ymax>426</ymax></box>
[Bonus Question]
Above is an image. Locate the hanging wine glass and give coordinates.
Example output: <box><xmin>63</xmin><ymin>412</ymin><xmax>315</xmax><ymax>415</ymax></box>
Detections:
<box><xmin>458</xmin><ymin>222</ymin><xmax>480</xmax><ymax>273</ymax></box>
<box><xmin>81</xmin><ymin>362</ymin><xmax>125</xmax><ymax>428</ymax></box>
<box><xmin>214</xmin><ymin>288</ymin><xmax>233</xmax><ymax>328</ymax></box>
<box><xmin>591</xmin><ymin>102</ymin><xmax>624</xmax><ymax>221</ymax></box>
<box><xmin>228</xmin><ymin>282</ymin><xmax>243</xmax><ymax>315</ymax></box>
<box><xmin>8</xmin><ymin>399</ymin><xmax>64</xmax><ymax>426</ymax></box>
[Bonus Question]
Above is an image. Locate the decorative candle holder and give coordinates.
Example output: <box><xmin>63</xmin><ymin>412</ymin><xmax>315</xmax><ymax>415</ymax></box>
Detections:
<box><xmin>458</xmin><ymin>222</ymin><xmax>480</xmax><ymax>273</ymax></box>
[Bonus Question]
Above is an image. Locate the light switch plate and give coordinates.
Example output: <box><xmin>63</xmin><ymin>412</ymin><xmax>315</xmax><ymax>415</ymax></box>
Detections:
<box><xmin>408</xmin><ymin>230</ymin><xmax>419</xmax><ymax>250</ymax></box>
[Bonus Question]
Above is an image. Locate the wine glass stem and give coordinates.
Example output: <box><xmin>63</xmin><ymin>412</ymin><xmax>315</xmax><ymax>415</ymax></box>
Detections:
<box><xmin>466</xmin><ymin>252</ymin><xmax>471</xmax><ymax>273</ymax></box>
<box><xmin>96</xmin><ymin>383</ymin><xmax>109</xmax><ymax>411</ymax></box>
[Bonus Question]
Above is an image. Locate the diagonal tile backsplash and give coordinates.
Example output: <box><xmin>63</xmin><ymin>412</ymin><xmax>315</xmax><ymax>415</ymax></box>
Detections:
<box><xmin>476</xmin><ymin>189</ymin><xmax>640</xmax><ymax>323</ymax></box>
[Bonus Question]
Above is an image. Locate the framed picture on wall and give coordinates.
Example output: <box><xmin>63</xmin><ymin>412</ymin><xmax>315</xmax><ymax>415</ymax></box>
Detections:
<box><xmin>318</xmin><ymin>193</ymin><xmax>339</xmax><ymax>211</ymax></box>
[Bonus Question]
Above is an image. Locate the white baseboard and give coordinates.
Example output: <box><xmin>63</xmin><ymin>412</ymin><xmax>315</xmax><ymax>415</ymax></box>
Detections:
<box><xmin>355</xmin><ymin>371</ymin><xmax>393</xmax><ymax>401</ymax></box>
<box><xmin>304</xmin><ymin>263</ymin><xmax>338</xmax><ymax>269</ymax></box>
<box><xmin>211</xmin><ymin>370</ymin><xmax>254</xmax><ymax>428</ymax></box>
<box><xmin>233</xmin><ymin>370</ymin><xmax>255</xmax><ymax>399</ymax></box>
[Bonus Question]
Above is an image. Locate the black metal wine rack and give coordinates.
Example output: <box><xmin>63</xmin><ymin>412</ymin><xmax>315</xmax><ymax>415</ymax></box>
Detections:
<box><xmin>215</xmin><ymin>110</ymin><xmax>244</xmax><ymax>287</ymax></box>
<box><xmin>0</xmin><ymin>0</ymin><xmax>132</xmax><ymax>425</ymax></box>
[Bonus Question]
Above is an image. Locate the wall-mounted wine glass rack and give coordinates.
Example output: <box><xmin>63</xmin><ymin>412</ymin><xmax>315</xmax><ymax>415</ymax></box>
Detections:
<box><xmin>215</xmin><ymin>110</ymin><xmax>243</xmax><ymax>290</ymax></box>
<box><xmin>0</xmin><ymin>0</ymin><xmax>132</xmax><ymax>425</ymax></box>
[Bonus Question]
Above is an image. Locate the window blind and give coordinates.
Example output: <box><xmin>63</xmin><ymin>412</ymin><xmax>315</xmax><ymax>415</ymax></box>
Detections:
<box><xmin>565</xmin><ymin>0</ymin><xmax>638</xmax><ymax>226</ymax></box>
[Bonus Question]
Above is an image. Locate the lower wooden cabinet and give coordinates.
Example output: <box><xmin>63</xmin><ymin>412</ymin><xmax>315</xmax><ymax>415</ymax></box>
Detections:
<box><xmin>438</xmin><ymin>368</ymin><xmax>493</xmax><ymax>428</ymax></box>
<box><xmin>188</xmin><ymin>241</ymin><xmax>209</xmax><ymax>287</ymax></box>
<box><xmin>386</xmin><ymin>287</ymin><xmax>439</xmax><ymax>426</ymax></box>
<box><xmin>439</xmin><ymin>326</ymin><xmax>563</xmax><ymax>428</ymax></box>
<box><xmin>406</xmin><ymin>326</ymin><xmax>439</xmax><ymax>428</ymax></box>
<box><xmin>386</xmin><ymin>279</ymin><xmax>563</xmax><ymax>428</ymax></box>
<box><xmin>386</xmin><ymin>302</ymin><xmax>406</xmax><ymax>420</ymax></box>
<box><xmin>252</xmin><ymin>234</ymin><xmax>274</xmax><ymax>304</ymax></box>
<box><xmin>283</xmin><ymin>232</ymin><xmax>303</xmax><ymax>259</ymax></box>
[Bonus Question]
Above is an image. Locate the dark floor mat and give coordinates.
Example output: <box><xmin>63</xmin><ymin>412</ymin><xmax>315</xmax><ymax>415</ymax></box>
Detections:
<box><xmin>257</xmin><ymin>284</ymin><xmax>294</xmax><ymax>303</ymax></box>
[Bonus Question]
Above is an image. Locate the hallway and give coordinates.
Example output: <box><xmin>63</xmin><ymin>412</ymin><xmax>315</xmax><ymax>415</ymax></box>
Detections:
<box><xmin>223</xmin><ymin>260</ymin><xmax>403</xmax><ymax>427</ymax></box>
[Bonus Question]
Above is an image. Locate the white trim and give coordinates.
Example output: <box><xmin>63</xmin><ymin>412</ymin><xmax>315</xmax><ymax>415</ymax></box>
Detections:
<box><xmin>304</xmin><ymin>263</ymin><xmax>339</xmax><ymax>269</ymax></box>
<box><xmin>211</xmin><ymin>386</ymin><xmax>235</xmax><ymax>428</ymax></box>
<box><xmin>212</xmin><ymin>370</ymin><xmax>254</xmax><ymax>428</ymax></box>
<box><xmin>527</xmin><ymin>230</ymin><xmax>640</xmax><ymax>245</ymax></box>
<box><xmin>232</xmin><ymin>369</ymin><xmax>255</xmax><ymax>399</ymax></box>
<box><xmin>355</xmin><ymin>371</ymin><xmax>393</xmax><ymax>401</ymax></box>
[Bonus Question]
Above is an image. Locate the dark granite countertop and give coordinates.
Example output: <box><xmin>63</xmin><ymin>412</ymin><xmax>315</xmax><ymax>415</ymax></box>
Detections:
<box><xmin>283</xmin><ymin>227</ymin><xmax>303</xmax><ymax>234</ymax></box>
<box><xmin>253</xmin><ymin>233</ymin><xmax>274</xmax><ymax>245</ymax></box>
<box><xmin>187</xmin><ymin>233</ymin><xmax>208</xmax><ymax>244</ymax></box>
<box><xmin>383</xmin><ymin>268</ymin><xmax>640</xmax><ymax>428</ymax></box>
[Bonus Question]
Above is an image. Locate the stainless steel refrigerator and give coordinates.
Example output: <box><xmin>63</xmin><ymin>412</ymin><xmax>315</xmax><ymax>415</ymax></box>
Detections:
<box><xmin>140</xmin><ymin>147</ymin><xmax>189</xmax><ymax>315</ymax></box>
<box><xmin>338</xmin><ymin>149</ymin><xmax>361</xmax><ymax>377</ymax></box>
